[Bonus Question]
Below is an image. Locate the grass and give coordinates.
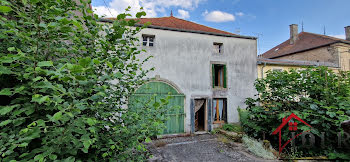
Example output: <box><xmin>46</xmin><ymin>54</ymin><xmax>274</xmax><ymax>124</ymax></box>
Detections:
<box><xmin>242</xmin><ymin>135</ymin><xmax>276</xmax><ymax>160</ymax></box>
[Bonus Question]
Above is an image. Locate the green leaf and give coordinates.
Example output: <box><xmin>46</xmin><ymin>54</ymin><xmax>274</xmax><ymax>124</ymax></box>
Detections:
<box><xmin>49</xmin><ymin>154</ymin><xmax>57</xmax><ymax>160</ymax></box>
<box><xmin>145</xmin><ymin>137</ymin><xmax>152</xmax><ymax>143</ymax></box>
<box><xmin>53</xmin><ymin>111</ymin><xmax>63</xmax><ymax>121</ymax></box>
<box><xmin>37</xmin><ymin>61</ymin><xmax>53</xmax><ymax>67</ymax></box>
<box><xmin>0</xmin><ymin>6</ymin><xmax>12</xmax><ymax>13</ymax></box>
<box><xmin>22</xmin><ymin>0</ymin><xmax>27</xmax><ymax>5</ymax></box>
<box><xmin>7</xmin><ymin>47</ymin><xmax>15</xmax><ymax>51</ymax></box>
<box><xmin>107</xmin><ymin>61</ymin><xmax>113</xmax><ymax>68</ymax></box>
<box><xmin>0</xmin><ymin>88</ymin><xmax>12</xmax><ymax>95</ymax></box>
<box><xmin>86</xmin><ymin>118</ymin><xmax>96</xmax><ymax>126</ymax></box>
<box><xmin>0</xmin><ymin>66</ymin><xmax>12</xmax><ymax>74</ymax></box>
<box><xmin>79</xmin><ymin>57</ymin><xmax>91</xmax><ymax>67</ymax></box>
<box><xmin>34</xmin><ymin>154</ymin><xmax>44</xmax><ymax>161</ymax></box>
<box><xmin>38</xmin><ymin>96</ymin><xmax>49</xmax><ymax>104</ymax></box>
<box><xmin>0</xmin><ymin>105</ymin><xmax>17</xmax><ymax>115</ymax></box>
<box><xmin>0</xmin><ymin>119</ymin><xmax>12</xmax><ymax>127</ymax></box>
<box><xmin>93</xmin><ymin>59</ymin><xmax>100</xmax><ymax>64</ymax></box>
<box><xmin>18</xmin><ymin>143</ymin><xmax>28</xmax><ymax>147</ymax></box>
<box><xmin>116</xmin><ymin>72</ymin><xmax>123</xmax><ymax>78</ymax></box>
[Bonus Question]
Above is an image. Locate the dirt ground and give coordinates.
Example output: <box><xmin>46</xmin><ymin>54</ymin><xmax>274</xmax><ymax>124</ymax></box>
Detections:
<box><xmin>147</xmin><ymin>134</ymin><xmax>269</xmax><ymax>162</ymax></box>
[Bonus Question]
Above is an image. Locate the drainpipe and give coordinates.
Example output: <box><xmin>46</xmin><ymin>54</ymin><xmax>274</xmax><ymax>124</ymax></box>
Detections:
<box><xmin>261</xmin><ymin>62</ymin><xmax>266</xmax><ymax>79</ymax></box>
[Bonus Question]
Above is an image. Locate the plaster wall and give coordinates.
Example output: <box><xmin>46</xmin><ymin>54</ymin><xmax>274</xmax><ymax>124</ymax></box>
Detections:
<box><xmin>135</xmin><ymin>28</ymin><xmax>257</xmax><ymax>133</ymax></box>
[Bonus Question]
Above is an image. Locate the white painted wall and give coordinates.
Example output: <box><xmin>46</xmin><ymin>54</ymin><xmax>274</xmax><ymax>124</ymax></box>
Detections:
<box><xmin>136</xmin><ymin>28</ymin><xmax>257</xmax><ymax>133</ymax></box>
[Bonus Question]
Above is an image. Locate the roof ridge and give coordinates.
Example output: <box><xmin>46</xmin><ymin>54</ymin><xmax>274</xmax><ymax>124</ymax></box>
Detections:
<box><xmin>301</xmin><ymin>31</ymin><xmax>344</xmax><ymax>41</ymax></box>
<box><xmin>169</xmin><ymin>16</ymin><xmax>235</xmax><ymax>35</ymax></box>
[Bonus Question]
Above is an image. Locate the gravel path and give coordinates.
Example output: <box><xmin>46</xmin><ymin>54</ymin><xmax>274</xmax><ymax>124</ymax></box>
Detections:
<box><xmin>147</xmin><ymin>134</ymin><xmax>268</xmax><ymax>162</ymax></box>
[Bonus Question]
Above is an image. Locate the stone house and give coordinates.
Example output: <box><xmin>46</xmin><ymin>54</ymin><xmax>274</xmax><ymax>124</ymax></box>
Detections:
<box><xmin>261</xmin><ymin>25</ymin><xmax>350</xmax><ymax>71</ymax></box>
<box><xmin>102</xmin><ymin>15</ymin><xmax>257</xmax><ymax>134</ymax></box>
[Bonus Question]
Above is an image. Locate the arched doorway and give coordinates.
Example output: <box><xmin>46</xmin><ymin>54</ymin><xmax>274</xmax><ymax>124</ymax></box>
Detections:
<box><xmin>129</xmin><ymin>81</ymin><xmax>185</xmax><ymax>134</ymax></box>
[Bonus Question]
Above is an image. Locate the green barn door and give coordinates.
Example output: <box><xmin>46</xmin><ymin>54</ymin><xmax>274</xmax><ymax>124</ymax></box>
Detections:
<box><xmin>129</xmin><ymin>82</ymin><xmax>185</xmax><ymax>134</ymax></box>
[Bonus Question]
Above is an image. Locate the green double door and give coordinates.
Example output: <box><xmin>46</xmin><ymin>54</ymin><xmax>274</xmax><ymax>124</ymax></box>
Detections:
<box><xmin>129</xmin><ymin>82</ymin><xmax>185</xmax><ymax>134</ymax></box>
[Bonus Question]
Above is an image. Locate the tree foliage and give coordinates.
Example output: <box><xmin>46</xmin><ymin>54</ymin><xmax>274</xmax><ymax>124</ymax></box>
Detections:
<box><xmin>0</xmin><ymin>0</ymin><xmax>168</xmax><ymax>161</ymax></box>
<box><xmin>244</xmin><ymin>67</ymin><xmax>350</xmax><ymax>158</ymax></box>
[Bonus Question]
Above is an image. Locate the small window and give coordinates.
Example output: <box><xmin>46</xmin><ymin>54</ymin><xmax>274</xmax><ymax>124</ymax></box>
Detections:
<box><xmin>212</xmin><ymin>64</ymin><xmax>226</xmax><ymax>88</ymax></box>
<box><xmin>213</xmin><ymin>42</ymin><xmax>223</xmax><ymax>54</ymax></box>
<box><xmin>213</xmin><ymin>98</ymin><xmax>227</xmax><ymax>123</ymax></box>
<box><xmin>142</xmin><ymin>36</ymin><xmax>147</xmax><ymax>46</ymax></box>
<box><xmin>142</xmin><ymin>34</ymin><xmax>155</xmax><ymax>47</ymax></box>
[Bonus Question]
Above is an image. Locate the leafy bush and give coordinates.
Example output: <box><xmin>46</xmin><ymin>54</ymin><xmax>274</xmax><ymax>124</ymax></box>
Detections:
<box><xmin>0</xmin><ymin>0</ymin><xmax>168</xmax><ymax>161</ymax></box>
<box><xmin>244</xmin><ymin>67</ymin><xmax>350</xmax><ymax>158</ymax></box>
<box><xmin>242</xmin><ymin>135</ymin><xmax>276</xmax><ymax>160</ymax></box>
<box><xmin>222</xmin><ymin>123</ymin><xmax>242</xmax><ymax>132</ymax></box>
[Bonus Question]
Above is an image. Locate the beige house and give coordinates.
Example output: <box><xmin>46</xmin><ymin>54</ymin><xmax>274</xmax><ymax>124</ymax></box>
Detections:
<box><xmin>261</xmin><ymin>25</ymin><xmax>350</xmax><ymax>72</ymax></box>
<box><xmin>257</xmin><ymin>58</ymin><xmax>339</xmax><ymax>78</ymax></box>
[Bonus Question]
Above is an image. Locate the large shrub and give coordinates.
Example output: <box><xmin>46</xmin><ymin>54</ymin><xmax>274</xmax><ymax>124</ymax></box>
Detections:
<box><xmin>244</xmin><ymin>67</ymin><xmax>350</xmax><ymax>158</ymax></box>
<box><xmin>0</xmin><ymin>0</ymin><xmax>168</xmax><ymax>161</ymax></box>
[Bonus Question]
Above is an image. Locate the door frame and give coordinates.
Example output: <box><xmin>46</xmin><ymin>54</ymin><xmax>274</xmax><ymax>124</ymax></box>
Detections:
<box><xmin>192</xmin><ymin>98</ymin><xmax>208</xmax><ymax>132</ymax></box>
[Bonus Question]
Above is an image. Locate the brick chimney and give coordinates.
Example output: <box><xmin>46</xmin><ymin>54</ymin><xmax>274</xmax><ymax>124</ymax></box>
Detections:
<box><xmin>290</xmin><ymin>24</ymin><xmax>298</xmax><ymax>44</ymax></box>
<box><xmin>345</xmin><ymin>26</ymin><xmax>350</xmax><ymax>41</ymax></box>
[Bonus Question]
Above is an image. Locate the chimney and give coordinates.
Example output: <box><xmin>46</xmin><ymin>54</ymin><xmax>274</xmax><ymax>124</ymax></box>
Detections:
<box><xmin>345</xmin><ymin>26</ymin><xmax>350</xmax><ymax>41</ymax></box>
<box><xmin>290</xmin><ymin>24</ymin><xmax>298</xmax><ymax>44</ymax></box>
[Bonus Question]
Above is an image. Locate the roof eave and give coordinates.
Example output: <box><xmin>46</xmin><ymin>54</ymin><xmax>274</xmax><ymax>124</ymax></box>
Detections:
<box><xmin>98</xmin><ymin>18</ymin><xmax>257</xmax><ymax>40</ymax></box>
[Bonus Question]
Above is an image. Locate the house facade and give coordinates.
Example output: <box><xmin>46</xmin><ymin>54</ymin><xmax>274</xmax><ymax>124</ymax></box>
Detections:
<box><xmin>257</xmin><ymin>58</ymin><xmax>339</xmax><ymax>78</ymax></box>
<box><xmin>261</xmin><ymin>25</ymin><xmax>350</xmax><ymax>71</ymax></box>
<box><xmin>103</xmin><ymin>16</ymin><xmax>257</xmax><ymax>134</ymax></box>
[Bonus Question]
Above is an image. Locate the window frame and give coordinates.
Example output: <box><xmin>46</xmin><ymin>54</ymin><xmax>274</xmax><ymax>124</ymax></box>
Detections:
<box><xmin>213</xmin><ymin>42</ymin><xmax>224</xmax><ymax>54</ymax></box>
<box><xmin>142</xmin><ymin>34</ymin><xmax>155</xmax><ymax>47</ymax></box>
<box><xmin>212</xmin><ymin>64</ymin><xmax>227</xmax><ymax>89</ymax></box>
<box><xmin>212</xmin><ymin>98</ymin><xmax>227</xmax><ymax>123</ymax></box>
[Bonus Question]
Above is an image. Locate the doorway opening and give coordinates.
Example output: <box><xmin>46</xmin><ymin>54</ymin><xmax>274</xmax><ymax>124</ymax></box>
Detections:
<box><xmin>194</xmin><ymin>99</ymin><xmax>207</xmax><ymax>132</ymax></box>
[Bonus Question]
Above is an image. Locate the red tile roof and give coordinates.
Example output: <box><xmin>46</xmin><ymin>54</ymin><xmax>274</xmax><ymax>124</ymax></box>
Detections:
<box><xmin>106</xmin><ymin>16</ymin><xmax>235</xmax><ymax>36</ymax></box>
<box><xmin>261</xmin><ymin>32</ymin><xmax>350</xmax><ymax>59</ymax></box>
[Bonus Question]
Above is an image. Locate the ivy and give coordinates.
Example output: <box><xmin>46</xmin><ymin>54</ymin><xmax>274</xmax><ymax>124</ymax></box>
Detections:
<box><xmin>0</xmin><ymin>0</ymin><xmax>168</xmax><ymax>161</ymax></box>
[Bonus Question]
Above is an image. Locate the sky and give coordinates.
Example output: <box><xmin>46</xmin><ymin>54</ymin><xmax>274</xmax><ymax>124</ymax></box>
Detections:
<box><xmin>91</xmin><ymin>0</ymin><xmax>350</xmax><ymax>55</ymax></box>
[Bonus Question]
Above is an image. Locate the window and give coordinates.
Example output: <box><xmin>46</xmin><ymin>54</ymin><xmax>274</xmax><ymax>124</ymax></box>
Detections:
<box><xmin>213</xmin><ymin>98</ymin><xmax>227</xmax><ymax>123</ymax></box>
<box><xmin>142</xmin><ymin>34</ymin><xmax>155</xmax><ymax>47</ymax></box>
<box><xmin>212</xmin><ymin>64</ymin><xmax>227</xmax><ymax>88</ymax></box>
<box><xmin>213</xmin><ymin>42</ymin><xmax>223</xmax><ymax>54</ymax></box>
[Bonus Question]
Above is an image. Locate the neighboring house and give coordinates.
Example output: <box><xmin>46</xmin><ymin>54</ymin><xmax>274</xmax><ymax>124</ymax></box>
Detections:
<box><xmin>261</xmin><ymin>25</ymin><xmax>350</xmax><ymax>71</ymax></box>
<box><xmin>257</xmin><ymin>58</ymin><xmax>339</xmax><ymax>78</ymax></box>
<box><xmin>101</xmin><ymin>15</ymin><xmax>257</xmax><ymax>134</ymax></box>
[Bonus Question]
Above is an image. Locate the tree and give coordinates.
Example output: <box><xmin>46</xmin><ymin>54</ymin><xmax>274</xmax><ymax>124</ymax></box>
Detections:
<box><xmin>0</xmin><ymin>0</ymin><xmax>167</xmax><ymax>161</ymax></box>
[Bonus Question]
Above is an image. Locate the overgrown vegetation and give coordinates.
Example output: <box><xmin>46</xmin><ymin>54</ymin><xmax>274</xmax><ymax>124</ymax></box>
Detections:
<box><xmin>242</xmin><ymin>135</ymin><xmax>276</xmax><ymax>160</ymax></box>
<box><xmin>243</xmin><ymin>67</ymin><xmax>350</xmax><ymax>159</ymax></box>
<box><xmin>0</xmin><ymin>0</ymin><xmax>169</xmax><ymax>161</ymax></box>
<box><xmin>222</xmin><ymin>123</ymin><xmax>242</xmax><ymax>132</ymax></box>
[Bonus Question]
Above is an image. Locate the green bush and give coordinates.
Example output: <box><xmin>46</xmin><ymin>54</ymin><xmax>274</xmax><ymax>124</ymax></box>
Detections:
<box><xmin>0</xmin><ymin>0</ymin><xmax>168</xmax><ymax>161</ymax></box>
<box><xmin>244</xmin><ymin>67</ymin><xmax>350</xmax><ymax>159</ymax></box>
<box><xmin>222</xmin><ymin>123</ymin><xmax>242</xmax><ymax>132</ymax></box>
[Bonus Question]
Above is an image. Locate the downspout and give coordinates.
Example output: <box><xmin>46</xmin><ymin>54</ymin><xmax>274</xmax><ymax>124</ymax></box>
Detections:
<box><xmin>261</xmin><ymin>62</ymin><xmax>266</xmax><ymax>79</ymax></box>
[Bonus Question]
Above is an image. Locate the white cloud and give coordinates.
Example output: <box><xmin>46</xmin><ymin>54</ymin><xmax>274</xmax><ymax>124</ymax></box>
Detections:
<box><xmin>235</xmin><ymin>12</ymin><xmax>244</xmax><ymax>17</ymax></box>
<box><xmin>177</xmin><ymin>9</ymin><xmax>190</xmax><ymax>19</ymax></box>
<box><xmin>92</xmin><ymin>0</ymin><xmax>204</xmax><ymax>18</ymax></box>
<box><xmin>330</xmin><ymin>34</ymin><xmax>345</xmax><ymax>39</ymax></box>
<box><xmin>203</xmin><ymin>10</ymin><xmax>235</xmax><ymax>22</ymax></box>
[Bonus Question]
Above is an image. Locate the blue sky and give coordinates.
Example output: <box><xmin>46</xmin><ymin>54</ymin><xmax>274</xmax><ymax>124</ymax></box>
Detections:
<box><xmin>92</xmin><ymin>0</ymin><xmax>350</xmax><ymax>54</ymax></box>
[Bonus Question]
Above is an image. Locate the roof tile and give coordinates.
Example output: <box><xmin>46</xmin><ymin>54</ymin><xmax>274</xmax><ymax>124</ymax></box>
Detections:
<box><xmin>106</xmin><ymin>16</ymin><xmax>235</xmax><ymax>36</ymax></box>
<box><xmin>261</xmin><ymin>32</ymin><xmax>350</xmax><ymax>59</ymax></box>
